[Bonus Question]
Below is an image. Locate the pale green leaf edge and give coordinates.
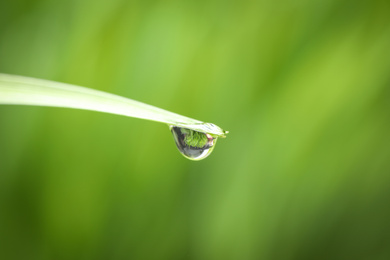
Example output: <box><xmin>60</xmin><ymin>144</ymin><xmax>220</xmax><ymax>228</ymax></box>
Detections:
<box><xmin>0</xmin><ymin>73</ymin><xmax>228</xmax><ymax>137</ymax></box>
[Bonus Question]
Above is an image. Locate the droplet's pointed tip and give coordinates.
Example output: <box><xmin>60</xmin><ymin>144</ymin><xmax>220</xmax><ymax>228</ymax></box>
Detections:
<box><xmin>220</xmin><ymin>130</ymin><xmax>229</xmax><ymax>138</ymax></box>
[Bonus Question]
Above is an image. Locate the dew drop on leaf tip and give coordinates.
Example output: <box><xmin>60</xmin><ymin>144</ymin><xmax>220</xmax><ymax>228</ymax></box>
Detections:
<box><xmin>170</xmin><ymin>126</ymin><xmax>217</xmax><ymax>161</ymax></box>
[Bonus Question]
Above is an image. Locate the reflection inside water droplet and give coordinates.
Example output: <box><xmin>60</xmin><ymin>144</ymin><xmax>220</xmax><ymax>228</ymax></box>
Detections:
<box><xmin>170</xmin><ymin>126</ymin><xmax>217</xmax><ymax>160</ymax></box>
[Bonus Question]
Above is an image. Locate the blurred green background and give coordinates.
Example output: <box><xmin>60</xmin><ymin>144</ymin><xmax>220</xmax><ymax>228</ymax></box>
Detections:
<box><xmin>1</xmin><ymin>0</ymin><xmax>390</xmax><ymax>259</ymax></box>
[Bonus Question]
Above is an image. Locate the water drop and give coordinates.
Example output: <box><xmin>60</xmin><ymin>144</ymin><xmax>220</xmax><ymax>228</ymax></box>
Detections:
<box><xmin>170</xmin><ymin>126</ymin><xmax>217</xmax><ymax>161</ymax></box>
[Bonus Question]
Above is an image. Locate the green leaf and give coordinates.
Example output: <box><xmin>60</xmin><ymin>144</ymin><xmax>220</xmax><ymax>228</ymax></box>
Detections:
<box><xmin>0</xmin><ymin>73</ymin><xmax>228</xmax><ymax>137</ymax></box>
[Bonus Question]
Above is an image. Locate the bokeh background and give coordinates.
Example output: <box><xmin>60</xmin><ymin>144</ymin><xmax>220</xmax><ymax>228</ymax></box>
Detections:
<box><xmin>1</xmin><ymin>0</ymin><xmax>390</xmax><ymax>259</ymax></box>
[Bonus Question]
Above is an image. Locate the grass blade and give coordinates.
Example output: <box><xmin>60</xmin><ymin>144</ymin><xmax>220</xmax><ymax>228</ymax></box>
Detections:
<box><xmin>0</xmin><ymin>73</ymin><xmax>227</xmax><ymax>137</ymax></box>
